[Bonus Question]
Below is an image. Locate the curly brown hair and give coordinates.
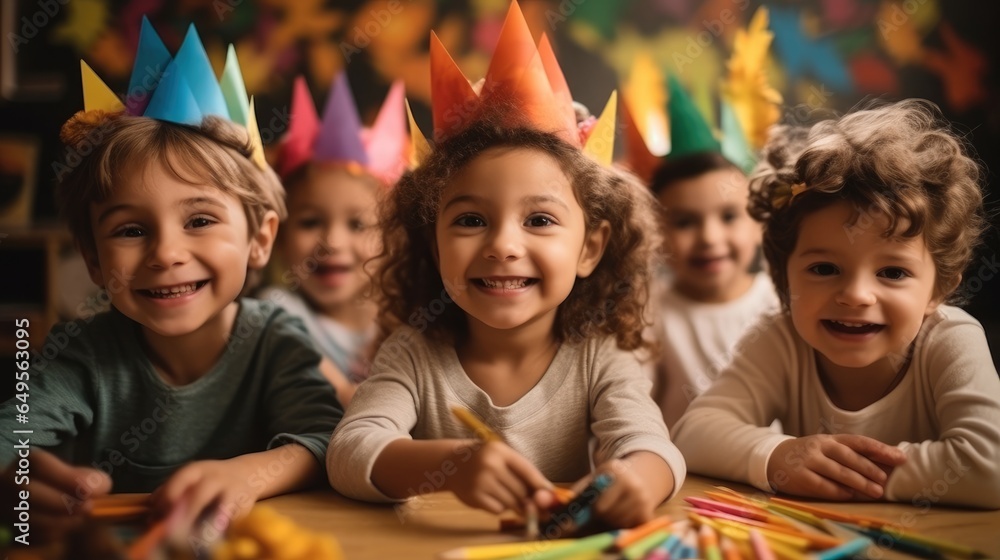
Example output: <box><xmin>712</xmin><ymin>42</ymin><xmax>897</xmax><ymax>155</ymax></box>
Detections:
<box><xmin>375</xmin><ymin>120</ymin><xmax>663</xmax><ymax>351</ymax></box>
<box><xmin>56</xmin><ymin>113</ymin><xmax>286</xmax><ymax>259</ymax></box>
<box><xmin>748</xmin><ymin>99</ymin><xmax>986</xmax><ymax>309</ymax></box>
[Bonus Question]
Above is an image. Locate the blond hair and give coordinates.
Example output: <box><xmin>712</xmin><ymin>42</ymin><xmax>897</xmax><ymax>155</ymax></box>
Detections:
<box><xmin>57</xmin><ymin>113</ymin><xmax>286</xmax><ymax>258</ymax></box>
<box><xmin>748</xmin><ymin>99</ymin><xmax>986</xmax><ymax>307</ymax></box>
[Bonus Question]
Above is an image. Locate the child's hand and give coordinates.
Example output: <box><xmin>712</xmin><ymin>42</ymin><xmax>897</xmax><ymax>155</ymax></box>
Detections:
<box><xmin>578</xmin><ymin>459</ymin><xmax>661</xmax><ymax>528</ymax></box>
<box><xmin>767</xmin><ymin>434</ymin><xmax>908</xmax><ymax>500</ymax></box>
<box><xmin>152</xmin><ymin>459</ymin><xmax>261</xmax><ymax>534</ymax></box>
<box><xmin>448</xmin><ymin>441</ymin><xmax>552</xmax><ymax>515</ymax></box>
<box><xmin>1</xmin><ymin>448</ymin><xmax>112</xmax><ymax>542</ymax></box>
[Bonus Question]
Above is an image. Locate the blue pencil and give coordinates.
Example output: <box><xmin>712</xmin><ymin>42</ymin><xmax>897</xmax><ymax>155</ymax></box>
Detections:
<box><xmin>814</xmin><ymin>537</ymin><xmax>871</xmax><ymax>560</ymax></box>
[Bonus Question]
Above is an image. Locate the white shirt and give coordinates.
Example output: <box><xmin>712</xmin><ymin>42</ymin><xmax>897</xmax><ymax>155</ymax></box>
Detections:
<box><xmin>655</xmin><ymin>273</ymin><xmax>779</xmax><ymax>428</ymax></box>
<box><xmin>672</xmin><ymin>306</ymin><xmax>1000</xmax><ymax>508</ymax></box>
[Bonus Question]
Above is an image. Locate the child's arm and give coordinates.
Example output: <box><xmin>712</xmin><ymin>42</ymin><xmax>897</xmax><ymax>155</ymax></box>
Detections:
<box><xmin>672</xmin><ymin>315</ymin><xmax>797</xmax><ymax>490</ymax></box>
<box><xmin>151</xmin><ymin>443</ymin><xmax>320</xmax><ymax>530</ymax></box>
<box><xmin>371</xmin><ymin>439</ymin><xmax>551</xmax><ymax>514</ymax></box>
<box><xmin>319</xmin><ymin>357</ymin><xmax>356</xmax><ymax>406</ymax></box>
<box><xmin>328</xmin><ymin>329</ymin><xmax>552</xmax><ymax>511</ymax></box>
<box><xmin>673</xmin><ymin>316</ymin><xmax>908</xmax><ymax>500</ymax></box>
<box><xmin>881</xmin><ymin>318</ymin><xmax>1000</xmax><ymax>508</ymax></box>
<box><xmin>587</xmin><ymin>338</ymin><xmax>687</xmax><ymax>527</ymax></box>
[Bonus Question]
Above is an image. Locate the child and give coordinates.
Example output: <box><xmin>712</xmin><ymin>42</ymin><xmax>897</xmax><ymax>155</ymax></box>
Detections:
<box><xmin>671</xmin><ymin>99</ymin><xmax>1000</xmax><ymax>508</ymax></box>
<box><xmin>621</xmin><ymin>24</ymin><xmax>783</xmax><ymax>429</ymax></box>
<box><xmin>259</xmin><ymin>73</ymin><xmax>408</xmax><ymax>404</ymax></box>
<box><xmin>327</xmin><ymin>2</ymin><xmax>685</xmax><ymax>529</ymax></box>
<box><xmin>0</xmin><ymin>22</ymin><xmax>343</xmax><ymax>540</ymax></box>
<box><xmin>650</xmin><ymin>151</ymin><xmax>778</xmax><ymax>429</ymax></box>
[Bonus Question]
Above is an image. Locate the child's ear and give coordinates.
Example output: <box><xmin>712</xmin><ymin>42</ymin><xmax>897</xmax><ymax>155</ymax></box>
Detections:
<box><xmin>248</xmin><ymin>210</ymin><xmax>280</xmax><ymax>270</ymax></box>
<box><xmin>83</xmin><ymin>246</ymin><xmax>105</xmax><ymax>288</ymax></box>
<box><xmin>577</xmin><ymin>220</ymin><xmax>611</xmax><ymax>278</ymax></box>
<box><xmin>925</xmin><ymin>274</ymin><xmax>956</xmax><ymax>315</ymax></box>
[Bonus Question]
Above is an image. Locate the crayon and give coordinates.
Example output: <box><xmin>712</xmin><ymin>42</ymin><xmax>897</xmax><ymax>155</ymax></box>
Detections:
<box><xmin>538</xmin><ymin>473</ymin><xmax>615</xmax><ymax>539</ymax></box>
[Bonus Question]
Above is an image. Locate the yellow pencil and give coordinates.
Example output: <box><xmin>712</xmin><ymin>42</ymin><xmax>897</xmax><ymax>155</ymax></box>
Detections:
<box><xmin>438</xmin><ymin>538</ymin><xmax>578</xmax><ymax>559</ymax></box>
<box><xmin>451</xmin><ymin>406</ymin><xmax>503</xmax><ymax>443</ymax></box>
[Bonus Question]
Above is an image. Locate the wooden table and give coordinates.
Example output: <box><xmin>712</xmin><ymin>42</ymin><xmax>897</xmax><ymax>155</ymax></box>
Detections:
<box><xmin>263</xmin><ymin>476</ymin><xmax>1000</xmax><ymax>559</ymax></box>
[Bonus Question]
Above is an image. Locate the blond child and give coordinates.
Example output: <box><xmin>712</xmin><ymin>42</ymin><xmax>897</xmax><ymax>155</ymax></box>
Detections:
<box><xmin>0</xmin><ymin>23</ymin><xmax>343</xmax><ymax>541</ymax></box>
<box><xmin>672</xmin><ymin>99</ymin><xmax>1000</xmax><ymax>508</ymax></box>
<box><xmin>327</xmin><ymin>2</ymin><xmax>684</xmax><ymax>529</ymax></box>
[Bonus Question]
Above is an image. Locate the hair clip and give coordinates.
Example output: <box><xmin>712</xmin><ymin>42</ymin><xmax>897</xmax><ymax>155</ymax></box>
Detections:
<box><xmin>772</xmin><ymin>182</ymin><xmax>807</xmax><ymax>209</ymax></box>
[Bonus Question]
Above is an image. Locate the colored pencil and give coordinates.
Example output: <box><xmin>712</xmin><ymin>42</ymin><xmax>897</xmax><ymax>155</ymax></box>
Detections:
<box><xmin>621</xmin><ymin>529</ymin><xmax>671</xmax><ymax>560</ymax></box>
<box><xmin>686</xmin><ymin>497</ymin><xmax>770</xmax><ymax>522</ymax></box>
<box><xmin>89</xmin><ymin>504</ymin><xmax>149</xmax><ymax>520</ymax></box>
<box><xmin>768</xmin><ymin>497</ymin><xmax>892</xmax><ymax>528</ymax></box>
<box><xmin>842</xmin><ymin>524</ymin><xmax>947</xmax><ymax>560</ymax></box>
<box><xmin>813</xmin><ymin>537</ymin><xmax>871</xmax><ymax>560</ymax></box>
<box><xmin>700</xmin><ymin>524</ymin><xmax>723</xmax><ymax>560</ymax></box>
<box><xmin>690</xmin><ymin>513</ymin><xmax>809</xmax><ymax>551</ymax></box>
<box><xmin>749</xmin><ymin>529</ymin><xmax>775</xmax><ymax>560</ymax></box>
<box><xmin>687</xmin><ymin>507</ymin><xmax>842</xmax><ymax>549</ymax></box>
<box><xmin>438</xmin><ymin>539</ymin><xmax>579</xmax><ymax>559</ymax></box>
<box><xmin>452</xmin><ymin>406</ymin><xmax>540</xmax><ymax>539</ymax></box>
<box><xmin>518</xmin><ymin>530</ymin><xmax>618</xmax><ymax>560</ymax></box>
<box><xmin>720</xmin><ymin>536</ymin><xmax>744</xmax><ymax>560</ymax></box>
<box><xmin>538</xmin><ymin>474</ymin><xmax>614</xmax><ymax>538</ymax></box>
<box><xmin>614</xmin><ymin>514</ymin><xmax>672</xmax><ymax>549</ymax></box>
<box><xmin>451</xmin><ymin>406</ymin><xmax>503</xmax><ymax>443</ymax></box>
<box><xmin>878</xmin><ymin>525</ymin><xmax>987</xmax><ymax>558</ymax></box>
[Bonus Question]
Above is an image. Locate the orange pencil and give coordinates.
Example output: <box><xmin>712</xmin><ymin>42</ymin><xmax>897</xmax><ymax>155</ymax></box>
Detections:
<box><xmin>614</xmin><ymin>515</ymin><xmax>673</xmax><ymax>549</ymax></box>
<box><xmin>89</xmin><ymin>504</ymin><xmax>149</xmax><ymax>520</ymax></box>
<box><xmin>769</xmin><ymin>497</ymin><xmax>892</xmax><ymax>528</ymax></box>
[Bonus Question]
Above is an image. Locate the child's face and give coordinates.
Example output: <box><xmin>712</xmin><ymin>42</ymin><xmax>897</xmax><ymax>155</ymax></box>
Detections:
<box><xmin>86</xmin><ymin>159</ymin><xmax>275</xmax><ymax>337</ymax></box>
<box><xmin>787</xmin><ymin>201</ymin><xmax>941</xmax><ymax>372</ymax></box>
<box><xmin>657</xmin><ymin>168</ymin><xmax>761</xmax><ymax>302</ymax></box>
<box><xmin>435</xmin><ymin>148</ymin><xmax>607</xmax><ymax>333</ymax></box>
<box><xmin>279</xmin><ymin>168</ymin><xmax>380</xmax><ymax>315</ymax></box>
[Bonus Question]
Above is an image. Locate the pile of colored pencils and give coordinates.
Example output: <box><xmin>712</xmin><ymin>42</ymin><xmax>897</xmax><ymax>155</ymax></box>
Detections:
<box><xmin>439</xmin><ymin>486</ymin><xmax>989</xmax><ymax>560</ymax></box>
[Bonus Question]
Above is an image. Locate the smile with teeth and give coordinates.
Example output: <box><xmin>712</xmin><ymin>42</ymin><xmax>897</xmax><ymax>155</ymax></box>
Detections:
<box><xmin>823</xmin><ymin>319</ymin><xmax>884</xmax><ymax>334</ymax></box>
<box><xmin>477</xmin><ymin>278</ymin><xmax>536</xmax><ymax>290</ymax></box>
<box><xmin>142</xmin><ymin>281</ymin><xmax>207</xmax><ymax>299</ymax></box>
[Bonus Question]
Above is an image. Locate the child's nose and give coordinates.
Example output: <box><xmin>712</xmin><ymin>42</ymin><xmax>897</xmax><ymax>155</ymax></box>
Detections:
<box><xmin>697</xmin><ymin>219</ymin><xmax>724</xmax><ymax>245</ymax></box>
<box><xmin>836</xmin><ymin>275</ymin><xmax>877</xmax><ymax>307</ymax></box>
<box><xmin>146</xmin><ymin>230</ymin><xmax>190</xmax><ymax>268</ymax></box>
<box><xmin>483</xmin><ymin>222</ymin><xmax>525</xmax><ymax>261</ymax></box>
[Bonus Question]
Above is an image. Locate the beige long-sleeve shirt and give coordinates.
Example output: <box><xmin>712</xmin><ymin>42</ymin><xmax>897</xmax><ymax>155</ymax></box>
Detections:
<box><xmin>327</xmin><ymin>325</ymin><xmax>686</xmax><ymax>502</ymax></box>
<box><xmin>672</xmin><ymin>306</ymin><xmax>1000</xmax><ymax>509</ymax></box>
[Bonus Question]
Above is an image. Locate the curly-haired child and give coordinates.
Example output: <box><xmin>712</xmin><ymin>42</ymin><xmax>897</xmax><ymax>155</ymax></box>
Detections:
<box><xmin>672</xmin><ymin>99</ymin><xmax>1000</xmax><ymax>508</ymax></box>
<box><xmin>327</xmin><ymin>2</ymin><xmax>685</xmax><ymax>528</ymax></box>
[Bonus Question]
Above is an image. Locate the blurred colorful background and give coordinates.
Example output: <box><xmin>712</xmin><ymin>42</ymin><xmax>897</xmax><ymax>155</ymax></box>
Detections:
<box><xmin>0</xmin><ymin>0</ymin><xmax>997</xmax><ymax>354</ymax></box>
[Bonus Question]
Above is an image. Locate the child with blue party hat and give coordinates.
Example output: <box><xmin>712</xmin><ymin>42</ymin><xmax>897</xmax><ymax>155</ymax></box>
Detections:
<box><xmin>621</xmin><ymin>9</ymin><xmax>782</xmax><ymax>429</ymax></box>
<box><xmin>0</xmin><ymin>17</ymin><xmax>343</xmax><ymax>542</ymax></box>
<box><xmin>258</xmin><ymin>72</ymin><xmax>410</xmax><ymax>405</ymax></box>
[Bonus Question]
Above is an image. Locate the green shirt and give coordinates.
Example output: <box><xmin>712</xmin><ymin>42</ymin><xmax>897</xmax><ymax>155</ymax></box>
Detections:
<box><xmin>1</xmin><ymin>298</ymin><xmax>343</xmax><ymax>492</ymax></box>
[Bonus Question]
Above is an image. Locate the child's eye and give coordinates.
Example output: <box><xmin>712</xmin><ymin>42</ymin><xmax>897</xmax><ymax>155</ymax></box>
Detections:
<box><xmin>114</xmin><ymin>226</ymin><xmax>144</xmax><ymax>238</ymax></box>
<box><xmin>525</xmin><ymin>215</ymin><xmax>555</xmax><ymax>227</ymax></box>
<box><xmin>296</xmin><ymin>217</ymin><xmax>323</xmax><ymax>229</ymax></box>
<box><xmin>721</xmin><ymin>211</ymin><xmax>738</xmax><ymax>223</ymax></box>
<box><xmin>349</xmin><ymin>219</ymin><xmax>368</xmax><ymax>232</ymax></box>
<box><xmin>670</xmin><ymin>217</ymin><xmax>695</xmax><ymax>229</ymax></box>
<box><xmin>188</xmin><ymin>216</ymin><xmax>215</xmax><ymax>229</ymax></box>
<box><xmin>808</xmin><ymin>263</ymin><xmax>839</xmax><ymax>276</ymax></box>
<box><xmin>878</xmin><ymin>267</ymin><xmax>910</xmax><ymax>280</ymax></box>
<box><xmin>454</xmin><ymin>215</ymin><xmax>485</xmax><ymax>228</ymax></box>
